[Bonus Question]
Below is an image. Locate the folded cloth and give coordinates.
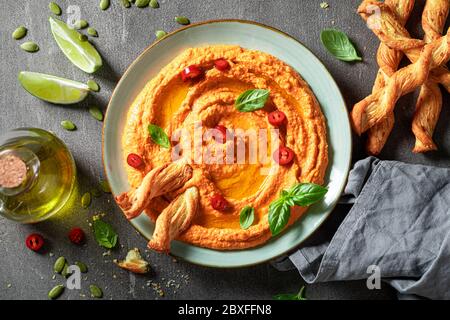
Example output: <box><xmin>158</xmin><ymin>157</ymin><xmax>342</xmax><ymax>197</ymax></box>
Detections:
<box><xmin>273</xmin><ymin>157</ymin><xmax>450</xmax><ymax>300</ymax></box>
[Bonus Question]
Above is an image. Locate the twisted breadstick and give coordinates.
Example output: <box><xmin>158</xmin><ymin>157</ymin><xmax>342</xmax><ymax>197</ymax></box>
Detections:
<box><xmin>422</xmin><ymin>0</ymin><xmax>450</xmax><ymax>39</ymax></box>
<box><xmin>412</xmin><ymin>0</ymin><xmax>449</xmax><ymax>153</ymax></box>
<box><xmin>412</xmin><ymin>82</ymin><xmax>442</xmax><ymax>151</ymax></box>
<box><xmin>366</xmin><ymin>0</ymin><xmax>415</xmax><ymax>155</ymax></box>
<box><xmin>358</xmin><ymin>0</ymin><xmax>424</xmax><ymax>50</ymax></box>
<box><xmin>431</xmin><ymin>66</ymin><xmax>450</xmax><ymax>92</ymax></box>
<box><xmin>359</xmin><ymin>0</ymin><xmax>450</xmax><ymax>72</ymax></box>
<box><xmin>115</xmin><ymin>160</ymin><xmax>193</xmax><ymax>219</ymax></box>
<box><xmin>352</xmin><ymin>43</ymin><xmax>435</xmax><ymax>134</ymax></box>
<box><xmin>376</xmin><ymin>0</ymin><xmax>416</xmax><ymax>76</ymax></box>
<box><xmin>352</xmin><ymin>19</ymin><xmax>450</xmax><ymax>134</ymax></box>
<box><xmin>148</xmin><ymin>186</ymin><xmax>199</xmax><ymax>253</ymax></box>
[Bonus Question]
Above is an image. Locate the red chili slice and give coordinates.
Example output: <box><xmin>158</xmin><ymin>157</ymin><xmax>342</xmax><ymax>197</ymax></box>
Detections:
<box><xmin>180</xmin><ymin>65</ymin><xmax>204</xmax><ymax>82</ymax></box>
<box><xmin>210</xmin><ymin>193</ymin><xmax>229</xmax><ymax>211</ymax></box>
<box><xmin>214</xmin><ymin>59</ymin><xmax>230</xmax><ymax>71</ymax></box>
<box><xmin>25</xmin><ymin>233</ymin><xmax>44</xmax><ymax>252</ymax></box>
<box><xmin>268</xmin><ymin>110</ymin><xmax>286</xmax><ymax>126</ymax></box>
<box><xmin>273</xmin><ymin>146</ymin><xmax>295</xmax><ymax>165</ymax></box>
<box><xmin>127</xmin><ymin>153</ymin><xmax>144</xmax><ymax>169</ymax></box>
<box><xmin>68</xmin><ymin>227</ymin><xmax>85</xmax><ymax>245</ymax></box>
<box><xmin>214</xmin><ymin>125</ymin><xmax>228</xmax><ymax>143</ymax></box>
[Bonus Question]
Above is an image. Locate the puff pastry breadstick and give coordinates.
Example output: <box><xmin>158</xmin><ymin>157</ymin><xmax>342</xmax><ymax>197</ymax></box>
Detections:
<box><xmin>431</xmin><ymin>66</ymin><xmax>450</xmax><ymax>92</ymax></box>
<box><xmin>148</xmin><ymin>186</ymin><xmax>199</xmax><ymax>253</ymax></box>
<box><xmin>352</xmin><ymin>43</ymin><xmax>435</xmax><ymax>134</ymax></box>
<box><xmin>358</xmin><ymin>0</ymin><xmax>424</xmax><ymax>50</ymax></box>
<box><xmin>358</xmin><ymin>1</ymin><xmax>450</xmax><ymax>76</ymax></box>
<box><xmin>115</xmin><ymin>160</ymin><xmax>193</xmax><ymax>219</ymax></box>
<box><xmin>412</xmin><ymin>0</ymin><xmax>449</xmax><ymax>153</ymax></box>
<box><xmin>366</xmin><ymin>0</ymin><xmax>415</xmax><ymax>155</ymax></box>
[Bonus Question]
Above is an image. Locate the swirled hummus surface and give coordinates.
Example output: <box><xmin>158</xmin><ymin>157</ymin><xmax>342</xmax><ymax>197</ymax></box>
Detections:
<box><xmin>121</xmin><ymin>45</ymin><xmax>328</xmax><ymax>250</ymax></box>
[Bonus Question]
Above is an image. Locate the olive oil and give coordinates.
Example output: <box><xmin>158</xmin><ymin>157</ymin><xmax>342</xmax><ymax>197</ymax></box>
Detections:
<box><xmin>0</xmin><ymin>128</ymin><xmax>76</xmax><ymax>223</ymax></box>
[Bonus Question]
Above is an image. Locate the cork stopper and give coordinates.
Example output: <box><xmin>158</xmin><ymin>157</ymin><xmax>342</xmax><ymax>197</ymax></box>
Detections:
<box><xmin>0</xmin><ymin>154</ymin><xmax>27</xmax><ymax>189</ymax></box>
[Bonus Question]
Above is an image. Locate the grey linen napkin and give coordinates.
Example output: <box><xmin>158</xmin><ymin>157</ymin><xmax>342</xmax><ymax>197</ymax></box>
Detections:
<box><xmin>273</xmin><ymin>157</ymin><xmax>450</xmax><ymax>300</ymax></box>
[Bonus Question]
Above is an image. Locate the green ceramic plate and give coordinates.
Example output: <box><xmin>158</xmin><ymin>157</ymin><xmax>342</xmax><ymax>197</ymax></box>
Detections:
<box><xmin>103</xmin><ymin>20</ymin><xmax>351</xmax><ymax>268</ymax></box>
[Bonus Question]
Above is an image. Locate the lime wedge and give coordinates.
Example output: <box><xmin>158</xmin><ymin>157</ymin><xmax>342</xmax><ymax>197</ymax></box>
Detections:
<box><xmin>18</xmin><ymin>71</ymin><xmax>90</xmax><ymax>104</ymax></box>
<box><xmin>49</xmin><ymin>17</ymin><xmax>102</xmax><ymax>74</ymax></box>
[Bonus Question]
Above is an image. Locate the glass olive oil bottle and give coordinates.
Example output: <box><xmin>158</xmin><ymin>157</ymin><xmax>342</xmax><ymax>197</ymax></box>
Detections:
<box><xmin>0</xmin><ymin>128</ymin><xmax>76</xmax><ymax>223</ymax></box>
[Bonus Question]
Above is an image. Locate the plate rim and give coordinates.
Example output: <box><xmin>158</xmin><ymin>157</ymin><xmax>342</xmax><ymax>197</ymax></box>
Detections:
<box><xmin>102</xmin><ymin>19</ymin><xmax>352</xmax><ymax>268</ymax></box>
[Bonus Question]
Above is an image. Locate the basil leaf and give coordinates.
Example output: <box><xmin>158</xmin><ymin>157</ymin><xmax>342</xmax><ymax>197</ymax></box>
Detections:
<box><xmin>239</xmin><ymin>206</ymin><xmax>255</xmax><ymax>230</ymax></box>
<box><xmin>290</xmin><ymin>183</ymin><xmax>328</xmax><ymax>207</ymax></box>
<box><xmin>148</xmin><ymin>124</ymin><xmax>170</xmax><ymax>148</ymax></box>
<box><xmin>320</xmin><ymin>29</ymin><xmax>362</xmax><ymax>62</ymax></box>
<box><xmin>268</xmin><ymin>183</ymin><xmax>327</xmax><ymax>236</ymax></box>
<box><xmin>235</xmin><ymin>89</ymin><xmax>270</xmax><ymax>112</ymax></box>
<box><xmin>268</xmin><ymin>198</ymin><xmax>291</xmax><ymax>236</ymax></box>
<box><xmin>273</xmin><ymin>293</ymin><xmax>300</xmax><ymax>300</ymax></box>
<box><xmin>273</xmin><ymin>287</ymin><xmax>306</xmax><ymax>300</ymax></box>
<box><xmin>93</xmin><ymin>219</ymin><xmax>118</xmax><ymax>249</ymax></box>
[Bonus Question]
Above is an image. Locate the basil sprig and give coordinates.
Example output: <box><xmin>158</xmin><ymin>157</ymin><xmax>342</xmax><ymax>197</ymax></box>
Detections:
<box><xmin>268</xmin><ymin>183</ymin><xmax>327</xmax><ymax>236</ymax></box>
<box><xmin>320</xmin><ymin>29</ymin><xmax>362</xmax><ymax>62</ymax></box>
<box><xmin>148</xmin><ymin>124</ymin><xmax>170</xmax><ymax>149</ymax></box>
<box><xmin>239</xmin><ymin>206</ymin><xmax>255</xmax><ymax>230</ymax></box>
<box><xmin>273</xmin><ymin>286</ymin><xmax>306</xmax><ymax>300</ymax></box>
<box><xmin>93</xmin><ymin>219</ymin><xmax>118</xmax><ymax>249</ymax></box>
<box><xmin>235</xmin><ymin>89</ymin><xmax>270</xmax><ymax>112</ymax></box>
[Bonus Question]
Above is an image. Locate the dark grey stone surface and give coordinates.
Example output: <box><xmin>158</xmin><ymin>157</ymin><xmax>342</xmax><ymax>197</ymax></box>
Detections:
<box><xmin>0</xmin><ymin>0</ymin><xmax>447</xmax><ymax>300</ymax></box>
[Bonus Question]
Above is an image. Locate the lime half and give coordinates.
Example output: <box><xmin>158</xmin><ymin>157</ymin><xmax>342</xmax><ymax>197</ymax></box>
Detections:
<box><xmin>18</xmin><ymin>71</ymin><xmax>90</xmax><ymax>104</ymax></box>
<box><xmin>49</xmin><ymin>17</ymin><xmax>102</xmax><ymax>74</ymax></box>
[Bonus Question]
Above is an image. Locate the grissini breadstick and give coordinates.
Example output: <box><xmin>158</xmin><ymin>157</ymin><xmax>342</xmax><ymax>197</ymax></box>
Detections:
<box><xmin>412</xmin><ymin>0</ymin><xmax>449</xmax><ymax>153</ymax></box>
<box><xmin>366</xmin><ymin>0</ymin><xmax>415</xmax><ymax>155</ymax></box>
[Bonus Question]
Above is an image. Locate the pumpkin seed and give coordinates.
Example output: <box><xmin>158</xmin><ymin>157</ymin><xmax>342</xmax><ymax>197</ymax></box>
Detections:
<box><xmin>81</xmin><ymin>192</ymin><xmax>92</xmax><ymax>208</ymax></box>
<box><xmin>87</xmin><ymin>27</ymin><xmax>98</xmax><ymax>37</ymax></box>
<box><xmin>48</xmin><ymin>285</ymin><xmax>64</xmax><ymax>299</ymax></box>
<box><xmin>53</xmin><ymin>256</ymin><xmax>66</xmax><ymax>274</ymax></box>
<box><xmin>87</xmin><ymin>79</ymin><xmax>100</xmax><ymax>91</ymax></box>
<box><xmin>18</xmin><ymin>71</ymin><xmax>90</xmax><ymax>105</ymax></box>
<box><xmin>20</xmin><ymin>41</ymin><xmax>39</xmax><ymax>53</ymax></box>
<box><xmin>155</xmin><ymin>30</ymin><xmax>167</xmax><ymax>40</ymax></box>
<box><xmin>99</xmin><ymin>180</ymin><xmax>111</xmax><ymax>193</ymax></box>
<box><xmin>75</xmin><ymin>19</ymin><xmax>89</xmax><ymax>30</ymax></box>
<box><xmin>89</xmin><ymin>284</ymin><xmax>103</xmax><ymax>298</ymax></box>
<box><xmin>150</xmin><ymin>0</ymin><xmax>159</xmax><ymax>8</ymax></box>
<box><xmin>100</xmin><ymin>0</ymin><xmax>110</xmax><ymax>10</ymax></box>
<box><xmin>61</xmin><ymin>262</ymin><xmax>70</xmax><ymax>277</ymax></box>
<box><xmin>91</xmin><ymin>188</ymin><xmax>101</xmax><ymax>198</ymax></box>
<box><xmin>121</xmin><ymin>0</ymin><xmax>131</xmax><ymax>8</ymax></box>
<box><xmin>175</xmin><ymin>16</ymin><xmax>190</xmax><ymax>25</ymax></box>
<box><xmin>79</xmin><ymin>34</ymin><xmax>88</xmax><ymax>42</ymax></box>
<box><xmin>135</xmin><ymin>0</ymin><xmax>150</xmax><ymax>8</ymax></box>
<box><xmin>49</xmin><ymin>2</ymin><xmax>62</xmax><ymax>16</ymax></box>
<box><xmin>61</xmin><ymin>120</ymin><xmax>76</xmax><ymax>131</ymax></box>
<box><xmin>12</xmin><ymin>26</ymin><xmax>27</xmax><ymax>40</ymax></box>
<box><xmin>49</xmin><ymin>17</ymin><xmax>102</xmax><ymax>73</ymax></box>
<box><xmin>89</xmin><ymin>106</ymin><xmax>104</xmax><ymax>121</ymax></box>
<box><xmin>75</xmin><ymin>261</ymin><xmax>88</xmax><ymax>273</ymax></box>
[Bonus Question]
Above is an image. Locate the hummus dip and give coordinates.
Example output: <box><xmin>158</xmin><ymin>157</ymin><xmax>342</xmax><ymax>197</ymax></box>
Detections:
<box><xmin>118</xmin><ymin>45</ymin><xmax>328</xmax><ymax>251</ymax></box>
